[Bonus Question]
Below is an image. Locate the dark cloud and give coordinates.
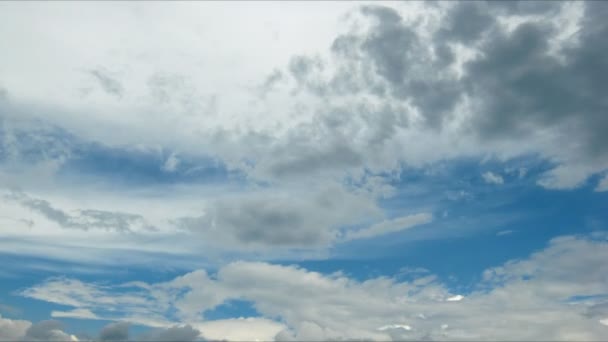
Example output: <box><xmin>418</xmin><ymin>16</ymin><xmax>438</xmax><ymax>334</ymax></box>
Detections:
<box><xmin>288</xmin><ymin>55</ymin><xmax>326</xmax><ymax>95</ymax></box>
<box><xmin>178</xmin><ymin>196</ymin><xmax>331</xmax><ymax>246</ymax></box>
<box><xmin>584</xmin><ymin>301</ymin><xmax>608</xmax><ymax>318</ymax></box>
<box><xmin>330</xmin><ymin>5</ymin><xmax>462</xmax><ymax>129</ymax></box>
<box><xmin>359</xmin><ymin>5</ymin><xmax>418</xmax><ymax>86</ymax></box>
<box><xmin>265</xmin><ymin>137</ymin><xmax>361</xmax><ymax>179</ymax></box>
<box><xmin>436</xmin><ymin>2</ymin><xmax>495</xmax><ymax>44</ymax></box>
<box><xmin>138</xmin><ymin>325</ymin><xmax>201</xmax><ymax>342</ymax></box>
<box><xmin>490</xmin><ymin>0</ymin><xmax>564</xmax><ymax>16</ymax></box>
<box><xmin>23</xmin><ymin>320</ymin><xmax>71</xmax><ymax>341</ymax></box>
<box><xmin>89</xmin><ymin>68</ymin><xmax>124</xmax><ymax>98</ymax></box>
<box><xmin>6</xmin><ymin>191</ymin><xmax>153</xmax><ymax>232</ymax></box>
<box><xmin>462</xmin><ymin>2</ymin><xmax>608</xmax><ymax>160</ymax></box>
<box><xmin>257</xmin><ymin>69</ymin><xmax>284</xmax><ymax>98</ymax></box>
<box><xmin>288</xmin><ymin>1</ymin><xmax>608</xmax><ymax>170</ymax></box>
<box><xmin>99</xmin><ymin>322</ymin><xmax>130</xmax><ymax>342</ymax></box>
<box><xmin>177</xmin><ymin>186</ymin><xmax>378</xmax><ymax>248</ymax></box>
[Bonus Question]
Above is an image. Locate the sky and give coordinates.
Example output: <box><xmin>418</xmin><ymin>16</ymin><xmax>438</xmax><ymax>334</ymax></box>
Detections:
<box><xmin>0</xmin><ymin>1</ymin><xmax>608</xmax><ymax>341</ymax></box>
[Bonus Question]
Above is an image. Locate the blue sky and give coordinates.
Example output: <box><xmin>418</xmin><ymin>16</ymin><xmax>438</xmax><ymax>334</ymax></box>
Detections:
<box><xmin>1</xmin><ymin>1</ymin><xmax>608</xmax><ymax>341</ymax></box>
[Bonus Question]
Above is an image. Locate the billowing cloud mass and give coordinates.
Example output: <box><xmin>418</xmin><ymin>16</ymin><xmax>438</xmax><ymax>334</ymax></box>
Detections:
<box><xmin>22</xmin><ymin>320</ymin><xmax>78</xmax><ymax>342</ymax></box>
<box><xmin>1</xmin><ymin>1</ymin><xmax>608</xmax><ymax>341</ymax></box>
<box><xmin>0</xmin><ymin>315</ymin><xmax>31</xmax><ymax>341</ymax></box>
<box><xmin>19</xmin><ymin>233</ymin><xmax>608</xmax><ymax>341</ymax></box>
<box><xmin>99</xmin><ymin>322</ymin><xmax>130</xmax><ymax>341</ymax></box>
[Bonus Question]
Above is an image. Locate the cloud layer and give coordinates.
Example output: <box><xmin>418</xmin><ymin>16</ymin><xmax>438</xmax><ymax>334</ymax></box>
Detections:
<box><xmin>1</xmin><ymin>2</ymin><xmax>608</xmax><ymax>341</ymax></box>
<box><xmin>18</xmin><ymin>233</ymin><xmax>608</xmax><ymax>341</ymax></box>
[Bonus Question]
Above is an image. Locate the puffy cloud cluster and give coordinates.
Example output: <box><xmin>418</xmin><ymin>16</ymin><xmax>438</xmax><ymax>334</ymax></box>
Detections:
<box><xmin>0</xmin><ymin>315</ymin><xmax>201</xmax><ymax>342</ymax></box>
<box><xmin>19</xmin><ymin>233</ymin><xmax>608</xmax><ymax>341</ymax></box>
<box><xmin>268</xmin><ymin>1</ymin><xmax>608</xmax><ymax>189</ymax></box>
<box><xmin>0</xmin><ymin>317</ymin><xmax>77</xmax><ymax>342</ymax></box>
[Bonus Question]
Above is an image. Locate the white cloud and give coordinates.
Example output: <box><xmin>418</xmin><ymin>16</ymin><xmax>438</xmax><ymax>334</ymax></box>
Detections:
<box><xmin>162</xmin><ymin>153</ymin><xmax>180</xmax><ymax>173</ymax></box>
<box><xmin>446</xmin><ymin>294</ymin><xmax>464</xmax><ymax>302</ymax></box>
<box><xmin>343</xmin><ymin>212</ymin><xmax>432</xmax><ymax>240</ymax></box>
<box><xmin>2</xmin><ymin>3</ymin><xmax>608</xmax><ymax>339</ymax></box>
<box><xmin>20</xmin><ymin>233</ymin><xmax>608</xmax><ymax>341</ymax></box>
<box><xmin>193</xmin><ymin>318</ymin><xmax>285</xmax><ymax>342</ymax></box>
<box><xmin>0</xmin><ymin>1</ymin><xmax>606</xmax><ymax>269</ymax></box>
<box><xmin>0</xmin><ymin>315</ymin><xmax>31</xmax><ymax>341</ymax></box>
<box><xmin>0</xmin><ymin>1</ymin><xmax>604</xmax><ymax>197</ymax></box>
<box><xmin>51</xmin><ymin>308</ymin><xmax>99</xmax><ymax>320</ymax></box>
<box><xmin>482</xmin><ymin>171</ymin><xmax>504</xmax><ymax>185</ymax></box>
<box><xmin>377</xmin><ymin>324</ymin><xmax>411</xmax><ymax>331</ymax></box>
<box><xmin>595</xmin><ymin>174</ymin><xmax>608</xmax><ymax>192</ymax></box>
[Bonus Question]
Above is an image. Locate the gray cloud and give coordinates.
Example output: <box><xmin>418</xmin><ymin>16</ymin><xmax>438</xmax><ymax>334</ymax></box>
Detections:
<box><xmin>138</xmin><ymin>325</ymin><xmax>200</xmax><ymax>342</ymax></box>
<box><xmin>257</xmin><ymin>69</ymin><xmax>284</xmax><ymax>98</ymax></box>
<box><xmin>177</xmin><ymin>185</ymin><xmax>380</xmax><ymax>248</ymax></box>
<box><xmin>335</xmin><ymin>5</ymin><xmax>463</xmax><ymax>129</ymax></box>
<box><xmin>490</xmin><ymin>0</ymin><xmax>564</xmax><ymax>16</ymax></box>
<box><xmin>89</xmin><ymin>68</ymin><xmax>124</xmax><ymax>98</ymax></box>
<box><xmin>99</xmin><ymin>322</ymin><xmax>130</xmax><ymax>341</ymax></box>
<box><xmin>276</xmin><ymin>2</ymin><xmax>607</xmax><ymax>187</ymax></box>
<box><xmin>436</xmin><ymin>2</ymin><xmax>495</xmax><ymax>44</ymax></box>
<box><xmin>288</xmin><ymin>55</ymin><xmax>326</xmax><ymax>96</ymax></box>
<box><xmin>6</xmin><ymin>191</ymin><xmax>153</xmax><ymax>233</ymax></box>
<box><xmin>22</xmin><ymin>320</ymin><xmax>73</xmax><ymax>341</ymax></box>
<box><xmin>0</xmin><ymin>314</ymin><xmax>202</xmax><ymax>342</ymax></box>
<box><xmin>0</xmin><ymin>315</ymin><xmax>31</xmax><ymax>341</ymax></box>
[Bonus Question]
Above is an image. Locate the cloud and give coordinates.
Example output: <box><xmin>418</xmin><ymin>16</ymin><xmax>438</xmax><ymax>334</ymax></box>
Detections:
<box><xmin>194</xmin><ymin>318</ymin><xmax>284</xmax><ymax>342</ymax></box>
<box><xmin>280</xmin><ymin>1</ymin><xmax>606</xmax><ymax>188</ymax></box>
<box><xmin>595</xmin><ymin>174</ymin><xmax>608</xmax><ymax>192</ymax></box>
<box><xmin>51</xmin><ymin>308</ymin><xmax>99</xmax><ymax>320</ymax></box>
<box><xmin>177</xmin><ymin>184</ymin><xmax>381</xmax><ymax>248</ymax></box>
<box><xmin>20</xmin><ymin>233</ymin><xmax>608</xmax><ymax>341</ymax></box>
<box><xmin>496</xmin><ymin>229</ymin><xmax>514</xmax><ymax>237</ymax></box>
<box><xmin>162</xmin><ymin>153</ymin><xmax>180</xmax><ymax>173</ymax></box>
<box><xmin>344</xmin><ymin>212</ymin><xmax>432</xmax><ymax>241</ymax></box>
<box><xmin>257</xmin><ymin>69</ymin><xmax>284</xmax><ymax>98</ymax></box>
<box><xmin>5</xmin><ymin>191</ymin><xmax>154</xmax><ymax>233</ymax></box>
<box><xmin>482</xmin><ymin>171</ymin><xmax>504</xmax><ymax>185</ymax></box>
<box><xmin>23</xmin><ymin>320</ymin><xmax>77</xmax><ymax>341</ymax></box>
<box><xmin>137</xmin><ymin>324</ymin><xmax>200</xmax><ymax>342</ymax></box>
<box><xmin>89</xmin><ymin>68</ymin><xmax>124</xmax><ymax>98</ymax></box>
<box><xmin>0</xmin><ymin>313</ymin><xmax>203</xmax><ymax>342</ymax></box>
<box><xmin>99</xmin><ymin>322</ymin><xmax>130</xmax><ymax>341</ymax></box>
<box><xmin>0</xmin><ymin>315</ymin><xmax>31</xmax><ymax>341</ymax></box>
<box><xmin>1</xmin><ymin>1</ymin><xmax>607</xmax><ymax>193</ymax></box>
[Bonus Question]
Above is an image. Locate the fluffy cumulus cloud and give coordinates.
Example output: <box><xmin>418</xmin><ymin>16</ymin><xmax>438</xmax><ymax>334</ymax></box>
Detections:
<box><xmin>176</xmin><ymin>184</ymin><xmax>386</xmax><ymax>249</ymax></box>
<box><xmin>0</xmin><ymin>316</ymin><xmax>203</xmax><ymax>342</ymax></box>
<box><xmin>18</xmin><ymin>233</ymin><xmax>608</xmax><ymax>341</ymax></box>
<box><xmin>0</xmin><ymin>317</ymin><xmax>77</xmax><ymax>342</ymax></box>
<box><xmin>0</xmin><ymin>315</ymin><xmax>31</xmax><ymax>341</ymax></box>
